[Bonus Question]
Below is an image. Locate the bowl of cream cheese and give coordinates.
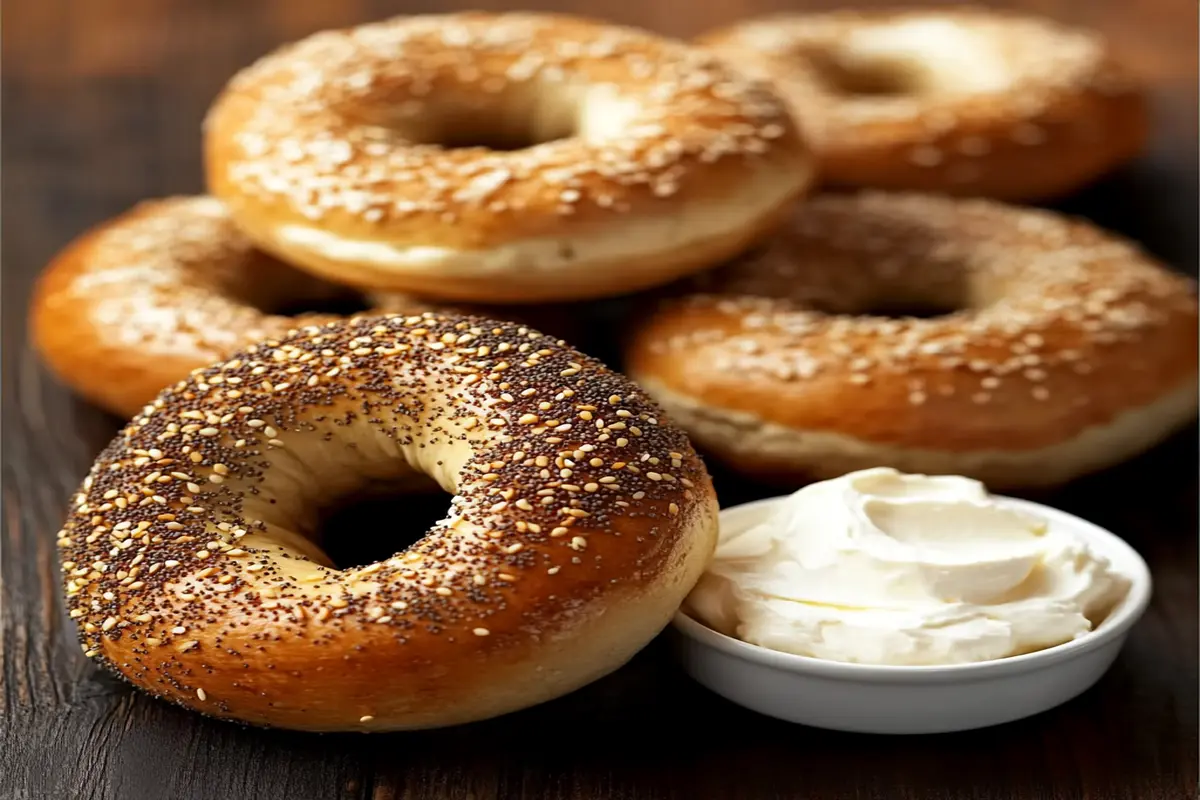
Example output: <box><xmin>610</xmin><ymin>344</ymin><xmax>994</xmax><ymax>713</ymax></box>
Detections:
<box><xmin>671</xmin><ymin>467</ymin><xmax>1151</xmax><ymax>734</ymax></box>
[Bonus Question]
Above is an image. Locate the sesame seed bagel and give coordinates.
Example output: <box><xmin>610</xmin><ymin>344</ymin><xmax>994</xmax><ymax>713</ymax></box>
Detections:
<box><xmin>30</xmin><ymin>196</ymin><xmax>578</xmax><ymax>418</ymax></box>
<box><xmin>203</xmin><ymin>12</ymin><xmax>813</xmax><ymax>303</ymax></box>
<box><xmin>699</xmin><ymin>9</ymin><xmax>1146</xmax><ymax>200</ymax></box>
<box><xmin>58</xmin><ymin>312</ymin><xmax>719</xmax><ymax>731</ymax></box>
<box><xmin>624</xmin><ymin>193</ymin><xmax>1198</xmax><ymax>489</ymax></box>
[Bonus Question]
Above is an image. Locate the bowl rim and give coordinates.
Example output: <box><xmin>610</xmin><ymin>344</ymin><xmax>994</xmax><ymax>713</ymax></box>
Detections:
<box><xmin>671</xmin><ymin>493</ymin><xmax>1153</xmax><ymax>684</ymax></box>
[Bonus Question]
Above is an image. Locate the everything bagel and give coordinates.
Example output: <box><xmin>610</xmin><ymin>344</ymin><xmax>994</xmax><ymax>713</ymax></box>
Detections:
<box><xmin>58</xmin><ymin>313</ymin><xmax>719</xmax><ymax>731</ymax></box>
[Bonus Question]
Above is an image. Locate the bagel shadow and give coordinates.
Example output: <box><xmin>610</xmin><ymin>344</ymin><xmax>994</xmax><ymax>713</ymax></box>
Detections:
<box><xmin>1046</xmin><ymin>163</ymin><xmax>1199</xmax><ymax>274</ymax></box>
<box><xmin>62</xmin><ymin>392</ymin><xmax>129</xmax><ymax>445</ymax></box>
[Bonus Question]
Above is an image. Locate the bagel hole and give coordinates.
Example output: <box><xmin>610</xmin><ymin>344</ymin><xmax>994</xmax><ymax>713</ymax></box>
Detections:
<box><xmin>390</xmin><ymin>96</ymin><xmax>577</xmax><ymax>151</ymax></box>
<box><xmin>315</xmin><ymin>488</ymin><xmax>450</xmax><ymax>570</ymax></box>
<box><xmin>811</xmin><ymin>21</ymin><xmax>1014</xmax><ymax>97</ymax></box>
<box><xmin>860</xmin><ymin>298</ymin><xmax>960</xmax><ymax>319</ymax></box>
<box><xmin>805</xmin><ymin>48</ymin><xmax>919</xmax><ymax>96</ymax></box>
<box><xmin>798</xmin><ymin>287</ymin><xmax>964</xmax><ymax>319</ymax></box>
<box><xmin>435</xmin><ymin>125</ymin><xmax>568</xmax><ymax>152</ymax></box>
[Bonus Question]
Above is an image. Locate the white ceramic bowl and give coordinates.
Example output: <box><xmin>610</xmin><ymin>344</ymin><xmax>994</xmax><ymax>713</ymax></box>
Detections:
<box><xmin>671</xmin><ymin>495</ymin><xmax>1152</xmax><ymax>734</ymax></box>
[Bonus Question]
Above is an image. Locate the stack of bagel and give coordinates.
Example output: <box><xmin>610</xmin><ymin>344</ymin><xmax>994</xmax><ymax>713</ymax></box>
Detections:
<box><xmin>36</xmin><ymin>10</ymin><xmax>1197</xmax><ymax>733</ymax></box>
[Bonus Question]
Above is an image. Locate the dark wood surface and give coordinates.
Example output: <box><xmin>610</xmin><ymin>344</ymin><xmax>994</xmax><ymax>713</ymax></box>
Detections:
<box><xmin>3</xmin><ymin>1</ymin><xmax>1197</xmax><ymax>798</ymax></box>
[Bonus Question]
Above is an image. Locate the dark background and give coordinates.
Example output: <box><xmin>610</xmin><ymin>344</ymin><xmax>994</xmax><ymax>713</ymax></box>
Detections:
<box><xmin>3</xmin><ymin>1</ymin><xmax>1197</xmax><ymax>798</ymax></box>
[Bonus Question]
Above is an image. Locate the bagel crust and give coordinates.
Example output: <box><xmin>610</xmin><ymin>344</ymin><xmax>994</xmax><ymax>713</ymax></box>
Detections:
<box><xmin>204</xmin><ymin>12</ymin><xmax>813</xmax><ymax>302</ymax></box>
<box><xmin>30</xmin><ymin>197</ymin><xmax>577</xmax><ymax>418</ymax></box>
<box><xmin>699</xmin><ymin>9</ymin><xmax>1147</xmax><ymax>200</ymax></box>
<box><xmin>624</xmin><ymin>193</ymin><xmax>1198</xmax><ymax>489</ymax></box>
<box><xmin>58</xmin><ymin>313</ymin><xmax>719</xmax><ymax>731</ymax></box>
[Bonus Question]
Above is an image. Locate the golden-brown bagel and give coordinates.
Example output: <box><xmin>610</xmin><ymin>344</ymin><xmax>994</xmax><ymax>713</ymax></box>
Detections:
<box><xmin>30</xmin><ymin>197</ymin><xmax>580</xmax><ymax>418</ymax></box>
<box><xmin>204</xmin><ymin>12</ymin><xmax>813</xmax><ymax>303</ymax></box>
<box><xmin>624</xmin><ymin>193</ymin><xmax>1198</xmax><ymax>489</ymax></box>
<box><xmin>699</xmin><ymin>9</ymin><xmax>1147</xmax><ymax>200</ymax></box>
<box><xmin>58</xmin><ymin>312</ymin><xmax>719</xmax><ymax>731</ymax></box>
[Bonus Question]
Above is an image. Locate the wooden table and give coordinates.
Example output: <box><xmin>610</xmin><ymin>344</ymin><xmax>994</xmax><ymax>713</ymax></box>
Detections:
<box><xmin>3</xmin><ymin>1</ymin><xmax>1196</xmax><ymax>798</ymax></box>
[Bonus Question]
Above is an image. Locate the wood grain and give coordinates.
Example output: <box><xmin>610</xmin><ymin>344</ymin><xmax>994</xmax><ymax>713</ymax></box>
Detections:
<box><xmin>2</xmin><ymin>1</ymin><xmax>1196</xmax><ymax>798</ymax></box>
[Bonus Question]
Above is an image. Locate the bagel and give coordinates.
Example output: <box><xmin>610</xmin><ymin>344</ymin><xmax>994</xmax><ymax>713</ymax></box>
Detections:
<box><xmin>204</xmin><ymin>12</ymin><xmax>813</xmax><ymax>303</ymax></box>
<box><xmin>699</xmin><ymin>9</ymin><xmax>1146</xmax><ymax>200</ymax></box>
<box><xmin>57</xmin><ymin>312</ymin><xmax>719</xmax><ymax>731</ymax></box>
<box><xmin>624</xmin><ymin>192</ymin><xmax>1198</xmax><ymax>489</ymax></box>
<box><xmin>30</xmin><ymin>196</ymin><xmax>578</xmax><ymax>418</ymax></box>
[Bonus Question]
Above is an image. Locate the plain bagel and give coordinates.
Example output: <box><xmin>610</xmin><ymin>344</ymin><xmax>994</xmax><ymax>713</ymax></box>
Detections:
<box><xmin>699</xmin><ymin>8</ymin><xmax>1147</xmax><ymax>200</ymax></box>
<box><xmin>204</xmin><ymin>12</ymin><xmax>813</xmax><ymax>303</ymax></box>
<box><xmin>30</xmin><ymin>196</ymin><xmax>579</xmax><ymax>418</ymax></box>
<box><xmin>624</xmin><ymin>192</ymin><xmax>1198</xmax><ymax>489</ymax></box>
<box><xmin>58</xmin><ymin>312</ymin><xmax>719</xmax><ymax>731</ymax></box>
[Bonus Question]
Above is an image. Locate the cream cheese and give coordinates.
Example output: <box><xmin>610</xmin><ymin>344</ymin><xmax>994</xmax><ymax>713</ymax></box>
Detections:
<box><xmin>686</xmin><ymin>468</ymin><xmax>1130</xmax><ymax>665</ymax></box>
